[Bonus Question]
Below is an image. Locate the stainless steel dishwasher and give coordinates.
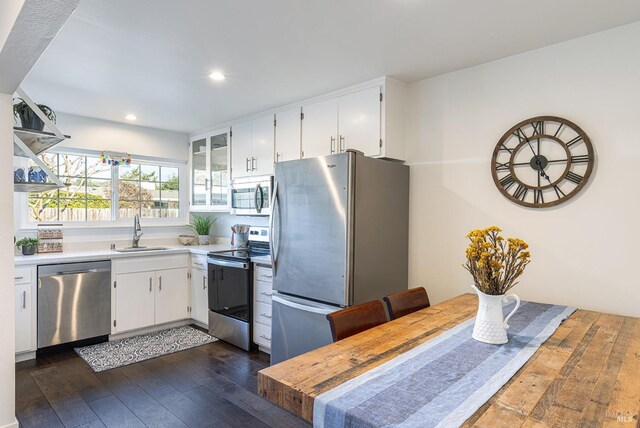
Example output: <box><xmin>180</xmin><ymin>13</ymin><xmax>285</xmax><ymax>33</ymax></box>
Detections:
<box><xmin>38</xmin><ymin>260</ymin><xmax>111</xmax><ymax>349</ymax></box>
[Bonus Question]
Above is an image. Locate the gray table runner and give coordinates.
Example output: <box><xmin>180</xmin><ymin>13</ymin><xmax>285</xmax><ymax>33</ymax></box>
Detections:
<box><xmin>314</xmin><ymin>301</ymin><xmax>576</xmax><ymax>428</ymax></box>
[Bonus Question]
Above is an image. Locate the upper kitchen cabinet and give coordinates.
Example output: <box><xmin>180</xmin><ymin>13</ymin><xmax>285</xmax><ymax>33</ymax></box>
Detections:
<box><xmin>189</xmin><ymin>128</ymin><xmax>230</xmax><ymax>211</ymax></box>
<box><xmin>274</xmin><ymin>107</ymin><xmax>302</xmax><ymax>163</ymax></box>
<box><xmin>300</xmin><ymin>98</ymin><xmax>338</xmax><ymax>159</ymax></box>
<box><xmin>301</xmin><ymin>77</ymin><xmax>406</xmax><ymax>161</ymax></box>
<box><xmin>231</xmin><ymin>114</ymin><xmax>275</xmax><ymax>179</ymax></box>
<box><xmin>338</xmin><ymin>86</ymin><xmax>382</xmax><ymax>156</ymax></box>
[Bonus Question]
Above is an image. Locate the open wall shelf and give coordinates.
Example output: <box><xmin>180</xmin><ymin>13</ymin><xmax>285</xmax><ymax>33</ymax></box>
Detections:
<box><xmin>13</xmin><ymin>127</ymin><xmax>70</xmax><ymax>157</ymax></box>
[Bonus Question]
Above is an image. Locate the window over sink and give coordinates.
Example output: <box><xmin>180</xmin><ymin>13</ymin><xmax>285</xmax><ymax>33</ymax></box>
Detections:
<box><xmin>27</xmin><ymin>151</ymin><xmax>185</xmax><ymax>223</ymax></box>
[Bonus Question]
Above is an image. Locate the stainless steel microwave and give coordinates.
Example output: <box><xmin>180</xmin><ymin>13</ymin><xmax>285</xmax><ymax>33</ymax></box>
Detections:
<box><xmin>230</xmin><ymin>175</ymin><xmax>273</xmax><ymax>216</ymax></box>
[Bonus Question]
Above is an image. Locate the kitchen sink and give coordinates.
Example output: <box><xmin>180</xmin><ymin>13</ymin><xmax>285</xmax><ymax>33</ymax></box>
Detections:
<box><xmin>114</xmin><ymin>247</ymin><xmax>169</xmax><ymax>253</ymax></box>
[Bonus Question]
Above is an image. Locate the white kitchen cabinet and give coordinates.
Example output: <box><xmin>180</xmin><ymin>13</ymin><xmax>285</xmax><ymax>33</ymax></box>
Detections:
<box><xmin>15</xmin><ymin>266</ymin><xmax>37</xmax><ymax>357</ymax></box>
<box><xmin>113</xmin><ymin>255</ymin><xmax>190</xmax><ymax>334</ymax></box>
<box><xmin>230</xmin><ymin>120</ymin><xmax>253</xmax><ymax>179</ymax></box>
<box><xmin>15</xmin><ymin>282</ymin><xmax>33</xmax><ymax>354</ymax></box>
<box><xmin>300</xmin><ymin>77</ymin><xmax>406</xmax><ymax>160</ymax></box>
<box><xmin>253</xmin><ymin>263</ymin><xmax>273</xmax><ymax>352</ymax></box>
<box><xmin>155</xmin><ymin>267</ymin><xmax>189</xmax><ymax>325</ymax></box>
<box><xmin>252</xmin><ymin>114</ymin><xmax>275</xmax><ymax>176</ymax></box>
<box><xmin>190</xmin><ymin>267</ymin><xmax>209</xmax><ymax>326</ymax></box>
<box><xmin>114</xmin><ymin>271</ymin><xmax>156</xmax><ymax>333</ymax></box>
<box><xmin>338</xmin><ymin>86</ymin><xmax>382</xmax><ymax>157</ymax></box>
<box><xmin>189</xmin><ymin>128</ymin><xmax>230</xmax><ymax>211</ymax></box>
<box><xmin>301</xmin><ymin>97</ymin><xmax>338</xmax><ymax>159</ymax></box>
<box><xmin>231</xmin><ymin>114</ymin><xmax>274</xmax><ymax>179</ymax></box>
<box><xmin>275</xmin><ymin>107</ymin><xmax>301</xmax><ymax>163</ymax></box>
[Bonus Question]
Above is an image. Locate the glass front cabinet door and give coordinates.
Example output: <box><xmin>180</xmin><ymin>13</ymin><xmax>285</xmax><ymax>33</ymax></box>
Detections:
<box><xmin>190</xmin><ymin>128</ymin><xmax>230</xmax><ymax>211</ymax></box>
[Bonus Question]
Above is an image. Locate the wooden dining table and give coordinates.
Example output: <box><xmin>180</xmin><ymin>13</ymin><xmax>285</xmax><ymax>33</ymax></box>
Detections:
<box><xmin>258</xmin><ymin>293</ymin><xmax>640</xmax><ymax>427</ymax></box>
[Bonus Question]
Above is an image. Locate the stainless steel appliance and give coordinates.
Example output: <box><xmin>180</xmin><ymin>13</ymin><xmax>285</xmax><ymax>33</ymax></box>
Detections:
<box><xmin>230</xmin><ymin>175</ymin><xmax>273</xmax><ymax>216</ymax></box>
<box><xmin>208</xmin><ymin>226</ymin><xmax>270</xmax><ymax>350</ymax></box>
<box><xmin>37</xmin><ymin>261</ymin><xmax>112</xmax><ymax>349</ymax></box>
<box><xmin>269</xmin><ymin>150</ymin><xmax>409</xmax><ymax>364</ymax></box>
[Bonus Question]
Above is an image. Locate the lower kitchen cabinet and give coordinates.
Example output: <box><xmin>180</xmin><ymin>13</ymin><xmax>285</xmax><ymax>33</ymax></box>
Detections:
<box><xmin>114</xmin><ymin>271</ymin><xmax>155</xmax><ymax>333</ymax></box>
<box><xmin>155</xmin><ymin>267</ymin><xmax>189</xmax><ymax>325</ymax></box>
<box><xmin>190</xmin><ymin>267</ymin><xmax>209</xmax><ymax>326</ymax></box>
<box><xmin>253</xmin><ymin>263</ymin><xmax>273</xmax><ymax>352</ymax></box>
<box><xmin>15</xmin><ymin>282</ymin><xmax>34</xmax><ymax>353</ymax></box>
<box><xmin>15</xmin><ymin>266</ymin><xmax>36</xmax><ymax>356</ymax></box>
<box><xmin>113</xmin><ymin>255</ymin><xmax>190</xmax><ymax>334</ymax></box>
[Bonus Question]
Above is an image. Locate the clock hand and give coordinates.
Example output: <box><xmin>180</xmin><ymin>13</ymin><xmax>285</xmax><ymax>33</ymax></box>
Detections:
<box><xmin>519</xmin><ymin>133</ymin><xmax>554</xmax><ymax>184</ymax></box>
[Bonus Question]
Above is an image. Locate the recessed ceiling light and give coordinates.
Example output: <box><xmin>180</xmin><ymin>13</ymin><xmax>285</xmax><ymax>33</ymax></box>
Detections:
<box><xmin>125</xmin><ymin>114</ymin><xmax>137</xmax><ymax>121</ymax></box>
<box><xmin>209</xmin><ymin>71</ymin><xmax>226</xmax><ymax>81</ymax></box>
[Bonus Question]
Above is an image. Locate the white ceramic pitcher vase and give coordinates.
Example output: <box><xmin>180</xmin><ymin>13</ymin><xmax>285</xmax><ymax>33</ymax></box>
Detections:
<box><xmin>471</xmin><ymin>284</ymin><xmax>521</xmax><ymax>344</ymax></box>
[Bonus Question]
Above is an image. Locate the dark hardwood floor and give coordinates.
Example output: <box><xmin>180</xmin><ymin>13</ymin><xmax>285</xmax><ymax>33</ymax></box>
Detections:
<box><xmin>16</xmin><ymin>337</ymin><xmax>310</xmax><ymax>428</ymax></box>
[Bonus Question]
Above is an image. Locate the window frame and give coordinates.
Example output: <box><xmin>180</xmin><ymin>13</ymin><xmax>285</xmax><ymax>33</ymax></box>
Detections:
<box><xmin>20</xmin><ymin>148</ymin><xmax>188</xmax><ymax>228</ymax></box>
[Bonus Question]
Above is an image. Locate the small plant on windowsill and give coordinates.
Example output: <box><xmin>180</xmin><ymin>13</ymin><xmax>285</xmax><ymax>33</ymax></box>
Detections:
<box><xmin>16</xmin><ymin>237</ymin><xmax>41</xmax><ymax>256</ymax></box>
<box><xmin>190</xmin><ymin>215</ymin><xmax>217</xmax><ymax>245</ymax></box>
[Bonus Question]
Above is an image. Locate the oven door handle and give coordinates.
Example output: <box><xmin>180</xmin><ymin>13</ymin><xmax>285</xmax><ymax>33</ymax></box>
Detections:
<box><xmin>207</xmin><ymin>258</ymin><xmax>249</xmax><ymax>269</ymax></box>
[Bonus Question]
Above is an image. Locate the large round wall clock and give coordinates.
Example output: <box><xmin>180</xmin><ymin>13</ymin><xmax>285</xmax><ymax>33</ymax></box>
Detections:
<box><xmin>491</xmin><ymin>116</ymin><xmax>594</xmax><ymax>208</ymax></box>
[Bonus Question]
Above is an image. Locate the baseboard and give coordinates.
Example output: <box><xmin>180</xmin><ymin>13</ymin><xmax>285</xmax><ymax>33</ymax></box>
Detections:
<box><xmin>15</xmin><ymin>351</ymin><xmax>36</xmax><ymax>363</ymax></box>
<box><xmin>0</xmin><ymin>416</ymin><xmax>19</xmax><ymax>428</ymax></box>
<box><xmin>109</xmin><ymin>319</ymin><xmax>190</xmax><ymax>341</ymax></box>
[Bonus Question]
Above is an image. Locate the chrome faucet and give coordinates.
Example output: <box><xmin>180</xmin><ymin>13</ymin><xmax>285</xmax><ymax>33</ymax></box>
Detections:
<box><xmin>132</xmin><ymin>214</ymin><xmax>143</xmax><ymax>248</ymax></box>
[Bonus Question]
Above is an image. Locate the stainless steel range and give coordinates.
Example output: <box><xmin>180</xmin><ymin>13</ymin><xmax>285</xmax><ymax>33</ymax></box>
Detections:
<box><xmin>207</xmin><ymin>226</ymin><xmax>269</xmax><ymax>351</ymax></box>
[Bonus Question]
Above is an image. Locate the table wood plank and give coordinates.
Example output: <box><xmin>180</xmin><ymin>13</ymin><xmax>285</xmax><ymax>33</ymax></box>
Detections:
<box><xmin>258</xmin><ymin>294</ymin><xmax>640</xmax><ymax>426</ymax></box>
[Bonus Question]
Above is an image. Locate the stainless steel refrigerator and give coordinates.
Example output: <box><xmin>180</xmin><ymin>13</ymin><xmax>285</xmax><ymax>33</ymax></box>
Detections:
<box><xmin>269</xmin><ymin>150</ymin><xmax>409</xmax><ymax>364</ymax></box>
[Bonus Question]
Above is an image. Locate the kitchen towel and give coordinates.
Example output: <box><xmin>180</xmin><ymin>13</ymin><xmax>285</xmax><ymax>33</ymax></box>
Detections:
<box><xmin>313</xmin><ymin>301</ymin><xmax>576</xmax><ymax>428</ymax></box>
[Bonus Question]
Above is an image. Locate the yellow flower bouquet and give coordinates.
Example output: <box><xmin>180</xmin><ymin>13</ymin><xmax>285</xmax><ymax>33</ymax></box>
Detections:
<box><xmin>463</xmin><ymin>226</ymin><xmax>531</xmax><ymax>295</ymax></box>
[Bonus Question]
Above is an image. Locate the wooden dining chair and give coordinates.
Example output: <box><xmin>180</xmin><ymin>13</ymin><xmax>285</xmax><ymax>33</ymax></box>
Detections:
<box><xmin>326</xmin><ymin>300</ymin><xmax>388</xmax><ymax>342</ymax></box>
<box><xmin>383</xmin><ymin>287</ymin><xmax>431</xmax><ymax>320</ymax></box>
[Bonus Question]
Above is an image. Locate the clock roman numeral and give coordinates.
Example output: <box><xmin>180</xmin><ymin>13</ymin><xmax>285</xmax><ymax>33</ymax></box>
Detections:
<box><xmin>571</xmin><ymin>154</ymin><xmax>590</xmax><ymax>164</ymax></box>
<box><xmin>499</xmin><ymin>174</ymin><xmax>516</xmax><ymax>190</ymax></box>
<box><xmin>553</xmin><ymin>123</ymin><xmax>564</xmax><ymax>137</ymax></box>
<box><xmin>532</xmin><ymin>120</ymin><xmax>544</xmax><ymax>136</ymax></box>
<box><xmin>499</xmin><ymin>143</ymin><xmax>513</xmax><ymax>153</ymax></box>
<box><xmin>495</xmin><ymin>162</ymin><xmax>510</xmax><ymax>171</ymax></box>
<box><xmin>566</xmin><ymin>135</ymin><xmax>583</xmax><ymax>148</ymax></box>
<box><xmin>512</xmin><ymin>128</ymin><xmax>529</xmax><ymax>144</ymax></box>
<box><xmin>553</xmin><ymin>185</ymin><xmax>566</xmax><ymax>199</ymax></box>
<box><xmin>513</xmin><ymin>184</ymin><xmax>529</xmax><ymax>201</ymax></box>
<box><xmin>565</xmin><ymin>171</ymin><xmax>583</xmax><ymax>184</ymax></box>
<box><xmin>534</xmin><ymin>189</ymin><xmax>544</xmax><ymax>204</ymax></box>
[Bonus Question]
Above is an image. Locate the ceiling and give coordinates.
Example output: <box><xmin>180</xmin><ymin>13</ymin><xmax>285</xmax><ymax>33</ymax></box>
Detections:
<box><xmin>20</xmin><ymin>0</ymin><xmax>640</xmax><ymax>133</ymax></box>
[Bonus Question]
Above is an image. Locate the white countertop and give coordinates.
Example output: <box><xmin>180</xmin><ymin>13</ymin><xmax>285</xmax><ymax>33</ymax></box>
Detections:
<box><xmin>15</xmin><ymin>243</ymin><xmax>234</xmax><ymax>266</ymax></box>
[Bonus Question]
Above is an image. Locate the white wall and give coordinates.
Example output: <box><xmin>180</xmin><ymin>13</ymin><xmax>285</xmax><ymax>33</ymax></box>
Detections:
<box><xmin>0</xmin><ymin>93</ymin><xmax>16</xmax><ymax>428</ymax></box>
<box><xmin>55</xmin><ymin>112</ymin><xmax>189</xmax><ymax>161</ymax></box>
<box><xmin>406</xmin><ymin>22</ymin><xmax>640</xmax><ymax>318</ymax></box>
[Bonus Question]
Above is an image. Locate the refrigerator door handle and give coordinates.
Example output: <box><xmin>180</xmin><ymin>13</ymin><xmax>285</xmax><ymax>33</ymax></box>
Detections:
<box><xmin>269</xmin><ymin>180</ymin><xmax>279</xmax><ymax>273</ymax></box>
<box><xmin>273</xmin><ymin>294</ymin><xmax>336</xmax><ymax>315</ymax></box>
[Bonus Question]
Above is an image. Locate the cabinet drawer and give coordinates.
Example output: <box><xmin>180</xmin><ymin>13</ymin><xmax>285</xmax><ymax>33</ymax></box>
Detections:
<box><xmin>255</xmin><ymin>280</ymin><xmax>273</xmax><ymax>304</ymax></box>
<box><xmin>14</xmin><ymin>267</ymin><xmax>32</xmax><ymax>285</ymax></box>
<box><xmin>253</xmin><ymin>322</ymin><xmax>271</xmax><ymax>348</ymax></box>
<box><xmin>254</xmin><ymin>301</ymin><xmax>272</xmax><ymax>326</ymax></box>
<box><xmin>191</xmin><ymin>254</ymin><xmax>207</xmax><ymax>269</ymax></box>
<box><xmin>255</xmin><ymin>265</ymin><xmax>273</xmax><ymax>283</ymax></box>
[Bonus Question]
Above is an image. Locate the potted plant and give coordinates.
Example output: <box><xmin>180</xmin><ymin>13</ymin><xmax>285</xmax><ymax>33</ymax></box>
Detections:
<box><xmin>190</xmin><ymin>215</ymin><xmax>217</xmax><ymax>245</ymax></box>
<box><xmin>13</xmin><ymin>98</ymin><xmax>56</xmax><ymax>131</ymax></box>
<box><xmin>463</xmin><ymin>226</ymin><xmax>531</xmax><ymax>344</ymax></box>
<box><xmin>16</xmin><ymin>237</ymin><xmax>41</xmax><ymax>256</ymax></box>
